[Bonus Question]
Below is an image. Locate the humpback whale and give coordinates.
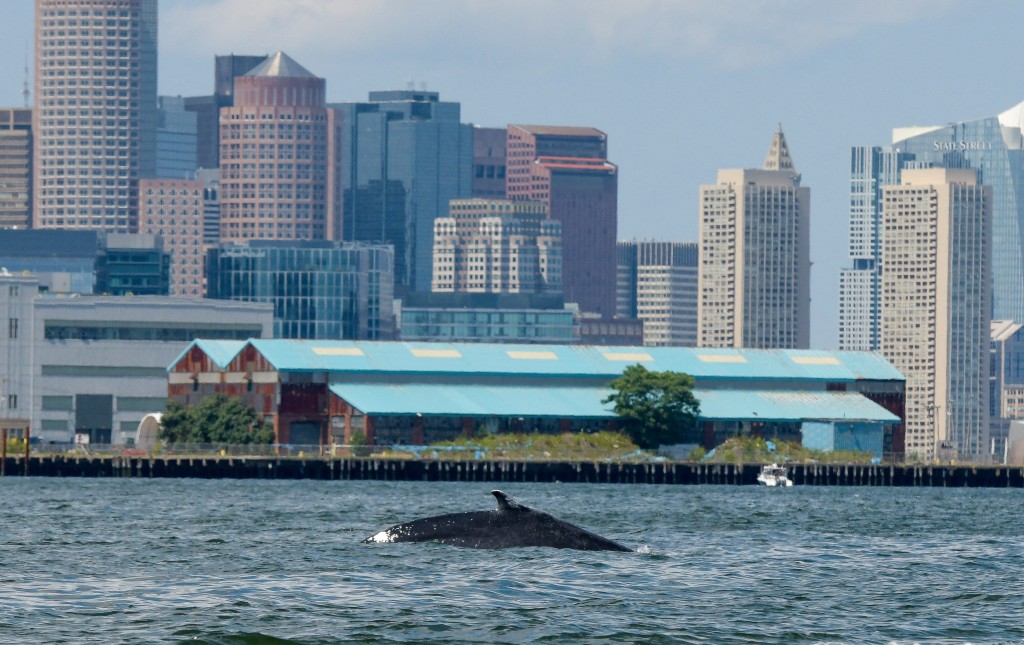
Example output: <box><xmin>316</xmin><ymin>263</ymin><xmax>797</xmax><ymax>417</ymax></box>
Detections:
<box><xmin>363</xmin><ymin>490</ymin><xmax>633</xmax><ymax>552</ymax></box>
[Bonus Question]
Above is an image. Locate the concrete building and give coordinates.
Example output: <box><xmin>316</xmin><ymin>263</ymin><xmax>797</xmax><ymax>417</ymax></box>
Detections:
<box><xmin>156</xmin><ymin>96</ymin><xmax>198</xmax><ymax>179</ymax></box>
<box><xmin>0</xmin><ymin>108</ymin><xmax>32</xmax><ymax>229</ymax></box>
<box><xmin>184</xmin><ymin>54</ymin><xmax>268</xmax><ymax>170</ymax></box>
<box><xmin>506</xmin><ymin>124</ymin><xmax>618</xmax><ymax>318</ymax></box>
<box><xmin>219</xmin><ymin>52</ymin><xmax>341</xmax><ymax>243</ymax></box>
<box><xmin>34</xmin><ymin>0</ymin><xmax>158</xmax><ymax>232</ymax></box>
<box><xmin>168</xmin><ymin>340</ymin><xmax>904</xmax><ymax>457</ymax></box>
<box><xmin>880</xmin><ymin>168</ymin><xmax>991</xmax><ymax>461</ymax></box>
<box><xmin>472</xmin><ymin>126</ymin><xmax>507</xmax><ymax>199</ymax></box>
<box><xmin>206</xmin><ymin>240</ymin><xmax>395</xmax><ymax>340</ymax></box>
<box><xmin>617</xmin><ymin>241</ymin><xmax>698</xmax><ymax>347</ymax></box>
<box><xmin>432</xmin><ymin>199</ymin><xmax>561</xmax><ymax>295</ymax></box>
<box><xmin>0</xmin><ymin>270</ymin><xmax>36</xmax><ymax>437</ymax></box>
<box><xmin>0</xmin><ymin>269</ymin><xmax>273</xmax><ymax>443</ymax></box>
<box><xmin>138</xmin><ymin>178</ymin><xmax>205</xmax><ymax>297</ymax></box>
<box><xmin>698</xmin><ymin>126</ymin><xmax>811</xmax><ymax>349</ymax></box>
<box><xmin>332</xmin><ymin>90</ymin><xmax>473</xmax><ymax>295</ymax></box>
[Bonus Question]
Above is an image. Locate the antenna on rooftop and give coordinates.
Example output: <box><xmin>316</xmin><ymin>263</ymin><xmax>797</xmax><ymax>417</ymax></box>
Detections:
<box><xmin>22</xmin><ymin>44</ymin><xmax>30</xmax><ymax>108</ymax></box>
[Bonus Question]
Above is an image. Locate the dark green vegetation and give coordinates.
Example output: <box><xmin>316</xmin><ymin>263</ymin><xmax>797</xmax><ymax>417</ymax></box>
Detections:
<box><xmin>692</xmin><ymin>436</ymin><xmax>874</xmax><ymax>464</ymax></box>
<box><xmin>602</xmin><ymin>364</ymin><xmax>700</xmax><ymax>448</ymax></box>
<box><xmin>159</xmin><ymin>394</ymin><xmax>274</xmax><ymax>445</ymax></box>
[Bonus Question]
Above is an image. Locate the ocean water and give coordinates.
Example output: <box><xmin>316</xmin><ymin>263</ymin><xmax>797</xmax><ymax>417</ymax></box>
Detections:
<box><xmin>0</xmin><ymin>479</ymin><xmax>1021</xmax><ymax>644</ymax></box>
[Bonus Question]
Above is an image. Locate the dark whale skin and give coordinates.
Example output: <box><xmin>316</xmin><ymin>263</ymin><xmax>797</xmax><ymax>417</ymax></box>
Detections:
<box><xmin>363</xmin><ymin>490</ymin><xmax>633</xmax><ymax>552</ymax></box>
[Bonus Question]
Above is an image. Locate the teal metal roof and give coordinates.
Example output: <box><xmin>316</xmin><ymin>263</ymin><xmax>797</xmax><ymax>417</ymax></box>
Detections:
<box><xmin>329</xmin><ymin>383</ymin><xmax>617</xmax><ymax>418</ymax></box>
<box><xmin>218</xmin><ymin>340</ymin><xmax>904</xmax><ymax>383</ymax></box>
<box><xmin>167</xmin><ymin>339</ymin><xmax>246</xmax><ymax>372</ymax></box>
<box><xmin>328</xmin><ymin>383</ymin><xmax>899</xmax><ymax>424</ymax></box>
<box><xmin>694</xmin><ymin>390</ymin><xmax>900</xmax><ymax>423</ymax></box>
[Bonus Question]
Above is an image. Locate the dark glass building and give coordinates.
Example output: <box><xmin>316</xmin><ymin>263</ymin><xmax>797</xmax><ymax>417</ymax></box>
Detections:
<box><xmin>94</xmin><ymin>233</ymin><xmax>171</xmax><ymax>296</ymax></box>
<box><xmin>331</xmin><ymin>91</ymin><xmax>473</xmax><ymax>295</ymax></box>
<box><xmin>206</xmin><ymin>240</ymin><xmax>394</xmax><ymax>340</ymax></box>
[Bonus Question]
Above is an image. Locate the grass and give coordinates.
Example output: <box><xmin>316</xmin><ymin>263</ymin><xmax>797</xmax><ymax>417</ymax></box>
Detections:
<box><xmin>376</xmin><ymin>430</ymin><xmax>652</xmax><ymax>462</ymax></box>
<box><xmin>695</xmin><ymin>436</ymin><xmax>875</xmax><ymax>465</ymax></box>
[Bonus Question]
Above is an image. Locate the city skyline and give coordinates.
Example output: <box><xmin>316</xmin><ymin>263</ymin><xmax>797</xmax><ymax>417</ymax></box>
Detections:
<box><xmin>2</xmin><ymin>1</ymin><xmax>1023</xmax><ymax>346</ymax></box>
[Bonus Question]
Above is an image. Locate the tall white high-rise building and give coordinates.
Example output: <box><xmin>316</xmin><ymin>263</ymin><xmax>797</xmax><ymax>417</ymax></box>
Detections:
<box><xmin>698</xmin><ymin>127</ymin><xmax>810</xmax><ymax>349</ymax></box>
<box><xmin>880</xmin><ymin>168</ymin><xmax>991</xmax><ymax>461</ymax></box>
<box><xmin>34</xmin><ymin>0</ymin><xmax>158</xmax><ymax>232</ymax></box>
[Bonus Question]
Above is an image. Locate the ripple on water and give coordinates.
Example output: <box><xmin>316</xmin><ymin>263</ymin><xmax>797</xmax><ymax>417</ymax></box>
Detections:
<box><xmin>1</xmin><ymin>480</ymin><xmax>1023</xmax><ymax>644</ymax></box>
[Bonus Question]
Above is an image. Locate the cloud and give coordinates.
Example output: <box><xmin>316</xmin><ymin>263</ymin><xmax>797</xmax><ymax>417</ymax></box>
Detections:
<box><xmin>162</xmin><ymin>0</ymin><xmax>961</xmax><ymax>73</ymax></box>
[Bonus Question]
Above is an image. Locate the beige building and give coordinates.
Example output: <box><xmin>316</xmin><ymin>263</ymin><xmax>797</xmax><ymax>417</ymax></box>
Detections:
<box><xmin>34</xmin><ymin>0</ymin><xmax>157</xmax><ymax>232</ymax></box>
<box><xmin>698</xmin><ymin>127</ymin><xmax>810</xmax><ymax>349</ymax></box>
<box><xmin>880</xmin><ymin>168</ymin><xmax>991</xmax><ymax>461</ymax></box>
<box><xmin>138</xmin><ymin>178</ymin><xmax>205</xmax><ymax>297</ymax></box>
<box><xmin>218</xmin><ymin>52</ymin><xmax>341</xmax><ymax>242</ymax></box>
<box><xmin>432</xmin><ymin>199</ymin><xmax>561</xmax><ymax>295</ymax></box>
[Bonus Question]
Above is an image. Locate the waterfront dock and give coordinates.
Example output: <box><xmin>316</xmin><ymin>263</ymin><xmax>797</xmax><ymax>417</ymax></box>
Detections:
<box><xmin>2</xmin><ymin>455</ymin><xmax>1024</xmax><ymax>487</ymax></box>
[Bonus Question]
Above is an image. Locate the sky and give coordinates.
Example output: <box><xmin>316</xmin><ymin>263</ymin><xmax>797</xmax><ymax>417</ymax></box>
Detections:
<box><xmin>3</xmin><ymin>0</ymin><xmax>1024</xmax><ymax>348</ymax></box>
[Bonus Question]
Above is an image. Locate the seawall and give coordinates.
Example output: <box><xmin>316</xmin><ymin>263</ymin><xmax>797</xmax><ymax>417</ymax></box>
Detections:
<box><xmin>3</xmin><ymin>456</ymin><xmax>1024</xmax><ymax>487</ymax></box>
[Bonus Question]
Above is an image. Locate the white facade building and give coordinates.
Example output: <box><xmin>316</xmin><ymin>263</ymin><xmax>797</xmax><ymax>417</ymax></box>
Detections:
<box><xmin>698</xmin><ymin>127</ymin><xmax>811</xmax><ymax>349</ymax></box>
<box><xmin>880</xmin><ymin>168</ymin><xmax>991</xmax><ymax>461</ymax></box>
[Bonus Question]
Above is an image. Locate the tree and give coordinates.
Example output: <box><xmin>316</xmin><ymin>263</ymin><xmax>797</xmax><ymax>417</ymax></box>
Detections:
<box><xmin>602</xmin><ymin>364</ymin><xmax>701</xmax><ymax>449</ymax></box>
<box><xmin>159</xmin><ymin>394</ymin><xmax>274</xmax><ymax>445</ymax></box>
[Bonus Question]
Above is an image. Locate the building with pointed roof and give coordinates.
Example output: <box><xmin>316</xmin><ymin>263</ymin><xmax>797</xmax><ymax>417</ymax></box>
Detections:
<box><xmin>218</xmin><ymin>51</ymin><xmax>342</xmax><ymax>243</ymax></box>
<box><xmin>698</xmin><ymin>127</ymin><xmax>811</xmax><ymax>349</ymax></box>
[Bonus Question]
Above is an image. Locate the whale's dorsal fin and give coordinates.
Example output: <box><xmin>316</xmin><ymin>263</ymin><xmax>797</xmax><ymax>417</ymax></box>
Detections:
<box><xmin>491</xmin><ymin>490</ymin><xmax>524</xmax><ymax>512</ymax></box>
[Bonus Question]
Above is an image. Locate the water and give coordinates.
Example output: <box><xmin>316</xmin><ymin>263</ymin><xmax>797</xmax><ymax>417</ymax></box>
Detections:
<box><xmin>0</xmin><ymin>479</ymin><xmax>1022</xmax><ymax>644</ymax></box>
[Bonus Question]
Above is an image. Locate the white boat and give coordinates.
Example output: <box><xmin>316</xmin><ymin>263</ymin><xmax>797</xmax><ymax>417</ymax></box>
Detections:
<box><xmin>757</xmin><ymin>463</ymin><xmax>793</xmax><ymax>487</ymax></box>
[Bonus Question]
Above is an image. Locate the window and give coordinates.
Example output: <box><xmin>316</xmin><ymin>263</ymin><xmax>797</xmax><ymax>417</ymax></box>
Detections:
<box><xmin>8</xmin><ymin>318</ymin><xmax>17</xmax><ymax>339</ymax></box>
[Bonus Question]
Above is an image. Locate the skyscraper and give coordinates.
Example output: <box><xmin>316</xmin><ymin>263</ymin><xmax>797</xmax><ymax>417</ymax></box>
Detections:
<box><xmin>332</xmin><ymin>90</ymin><xmax>473</xmax><ymax>295</ymax></box>
<box><xmin>617</xmin><ymin>241</ymin><xmax>699</xmax><ymax>347</ymax></box>
<box><xmin>0</xmin><ymin>108</ymin><xmax>32</xmax><ymax>229</ymax></box>
<box><xmin>506</xmin><ymin>124</ymin><xmax>618</xmax><ymax>318</ymax></box>
<box><xmin>698</xmin><ymin>127</ymin><xmax>810</xmax><ymax>349</ymax></box>
<box><xmin>841</xmin><ymin>100</ymin><xmax>1024</xmax><ymax>351</ymax></box>
<box><xmin>838</xmin><ymin>146</ymin><xmax>912</xmax><ymax>351</ymax></box>
<box><xmin>879</xmin><ymin>168</ymin><xmax>991</xmax><ymax>461</ymax></box>
<box><xmin>184</xmin><ymin>54</ymin><xmax>268</xmax><ymax>170</ymax></box>
<box><xmin>34</xmin><ymin>0</ymin><xmax>158</xmax><ymax>232</ymax></box>
<box><xmin>155</xmin><ymin>96</ymin><xmax>198</xmax><ymax>179</ymax></box>
<box><xmin>218</xmin><ymin>52</ymin><xmax>341</xmax><ymax>242</ymax></box>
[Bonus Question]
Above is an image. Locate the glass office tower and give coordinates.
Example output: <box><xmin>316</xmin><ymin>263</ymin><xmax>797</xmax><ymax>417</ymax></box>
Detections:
<box><xmin>841</xmin><ymin>101</ymin><xmax>1024</xmax><ymax>350</ymax></box>
<box><xmin>206</xmin><ymin>240</ymin><xmax>394</xmax><ymax>340</ymax></box>
<box><xmin>331</xmin><ymin>91</ymin><xmax>473</xmax><ymax>295</ymax></box>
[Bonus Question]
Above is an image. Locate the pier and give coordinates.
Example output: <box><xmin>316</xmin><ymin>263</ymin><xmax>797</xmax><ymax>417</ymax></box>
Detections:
<box><xmin>2</xmin><ymin>455</ymin><xmax>1024</xmax><ymax>487</ymax></box>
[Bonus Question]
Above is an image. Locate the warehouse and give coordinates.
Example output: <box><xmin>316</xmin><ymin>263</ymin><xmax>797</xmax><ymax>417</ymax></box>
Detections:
<box><xmin>167</xmin><ymin>340</ymin><xmax>905</xmax><ymax>458</ymax></box>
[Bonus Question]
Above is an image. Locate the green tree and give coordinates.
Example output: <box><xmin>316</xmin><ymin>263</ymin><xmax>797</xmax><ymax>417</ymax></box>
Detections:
<box><xmin>159</xmin><ymin>394</ymin><xmax>274</xmax><ymax>445</ymax></box>
<box><xmin>602</xmin><ymin>364</ymin><xmax>701</xmax><ymax>449</ymax></box>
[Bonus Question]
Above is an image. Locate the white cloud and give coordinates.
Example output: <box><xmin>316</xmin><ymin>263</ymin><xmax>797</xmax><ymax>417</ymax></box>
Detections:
<box><xmin>162</xmin><ymin>0</ymin><xmax>961</xmax><ymax>73</ymax></box>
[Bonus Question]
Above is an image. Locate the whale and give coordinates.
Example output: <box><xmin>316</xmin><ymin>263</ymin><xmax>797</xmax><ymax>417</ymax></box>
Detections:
<box><xmin>363</xmin><ymin>489</ymin><xmax>633</xmax><ymax>552</ymax></box>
